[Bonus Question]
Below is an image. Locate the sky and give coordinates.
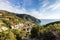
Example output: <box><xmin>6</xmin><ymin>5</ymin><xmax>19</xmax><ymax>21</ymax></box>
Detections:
<box><xmin>0</xmin><ymin>0</ymin><xmax>60</xmax><ymax>19</ymax></box>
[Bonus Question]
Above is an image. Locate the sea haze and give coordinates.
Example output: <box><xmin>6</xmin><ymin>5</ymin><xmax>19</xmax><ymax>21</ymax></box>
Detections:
<box><xmin>41</xmin><ymin>19</ymin><xmax>60</xmax><ymax>25</ymax></box>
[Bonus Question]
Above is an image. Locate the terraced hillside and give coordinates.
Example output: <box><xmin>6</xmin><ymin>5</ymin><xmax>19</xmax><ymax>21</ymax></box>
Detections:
<box><xmin>0</xmin><ymin>10</ymin><xmax>41</xmax><ymax>40</ymax></box>
<box><xmin>0</xmin><ymin>10</ymin><xmax>37</xmax><ymax>32</ymax></box>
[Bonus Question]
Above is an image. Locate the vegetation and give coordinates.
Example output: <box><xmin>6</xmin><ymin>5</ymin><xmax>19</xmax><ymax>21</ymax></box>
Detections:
<box><xmin>30</xmin><ymin>23</ymin><xmax>60</xmax><ymax>40</ymax></box>
<box><xmin>0</xmin><ymin>10</ymin><xmax>60</xmax><ymax>40</ymax></box>
<box><xmin>16</xmin><ymin>14</ymin><xmax>41</xmax><ymax>24</ymax></box>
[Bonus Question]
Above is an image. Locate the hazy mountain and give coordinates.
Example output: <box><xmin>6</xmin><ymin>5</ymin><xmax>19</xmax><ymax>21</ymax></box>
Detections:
<box><xmin>44</xmin><ymin>21</ymin><xmax>60</xmax><ymax>27</ymax></box>
<box><xmin>16</xmin><ymin>14</ymin><xmax>41</xmax><ymax>24</ymax></box>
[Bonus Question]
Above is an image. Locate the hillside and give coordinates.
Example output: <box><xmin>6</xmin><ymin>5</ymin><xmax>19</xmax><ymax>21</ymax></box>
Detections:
<box><xmin>16</xmin><ymin>14</ymin><xmax>41</xmax><ymax>24</ymax></box>
<box><xmin>0</xmin><ymin>10</ymin><xmax>37</xmax><ymax>31</ymax></box>
<box><xmin>0</xmin><ymin>10</ymin><xmax>40</xmax><ymax>40</ymax></box>
<box><xmin>1</xmin><ymin>10</ymin><xmax>60</xmax><ymax>40</ymax></box>
<box><xmin>44</xmin><ymin>21</ymin><xmax>60</xmax><ymax>27</ymax></box>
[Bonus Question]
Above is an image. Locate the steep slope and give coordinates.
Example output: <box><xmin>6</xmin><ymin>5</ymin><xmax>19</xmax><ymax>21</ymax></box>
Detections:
<box><xmin>0</xmin><ymin>10</ymin><xmax>41</xmax><ymax>40</ymax></box>
<box><xmin>16</xmin><ymin>14</ymin><xmax>41</xmax><ymax>24</ymax></box>
<box><xmin>0</xmin><ymin>10</ymin><xmax>35</xmax><ymax>32</ymax></box>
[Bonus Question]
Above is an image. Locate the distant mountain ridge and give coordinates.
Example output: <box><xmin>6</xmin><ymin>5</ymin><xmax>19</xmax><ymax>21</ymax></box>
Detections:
<box><xmin>0</xmin><ymin>10</ymin><xmax>41</xmax><ymax>24</ymax></box>
<box><xmin>41</xmin><ymin>19</ymin><xmax>60</xmax><ymax>25</ymax></box>
<box><xmin>0</xmin><ymin>10</ymin><xmax>41</xmax><ymax>40</ymax></box>
<box><xmin>0</xmin><ymin>10</ymin><xmax>40</xmax><ymax>32</ymax></box>
<box><xmin>16</xmin><ymin>14</ymin><xmax>41</xmax><ymax>24</ymax></box>
<box><xmin>44</xmin><ymin>21</ymin><xmax>60</xmax><ymax>27</ymax></box>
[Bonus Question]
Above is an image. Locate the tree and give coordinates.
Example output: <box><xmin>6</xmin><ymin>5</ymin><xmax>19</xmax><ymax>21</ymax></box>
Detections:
<box><xmin>0</xmin><ymin>30</ymin><xmax>16</xmax><ymax>40</ymax></box>
<box><xmin>30</xmin><ymin>25</ymin><xmax>40</xmax><ymax>38</ymax></box>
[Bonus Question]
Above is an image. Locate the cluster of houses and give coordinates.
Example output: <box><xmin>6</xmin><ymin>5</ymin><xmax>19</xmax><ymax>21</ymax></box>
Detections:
<box><xmin>0</xmin><ymin>13</ymin><xmax>35</xmax><ymax>33</ymax></box>
<box><xmin>0</xmin><ymin>21</ymin><xmax>35</xmax><ymax>33</ymax></box>
<box><xmin>11</xmin><ymin>21</ymin><xmax>35</xmax><ymax>32</ymax></box>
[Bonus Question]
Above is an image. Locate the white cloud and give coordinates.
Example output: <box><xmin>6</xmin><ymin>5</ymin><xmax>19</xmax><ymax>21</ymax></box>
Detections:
<box><xmin>41</xmin><ymin>0</ymin><xmax>49</xmax><ymax>8</ymax></box>
<box><xmin>47</xmin><ymin>0</ymin><xmax>60</xmax><ymax>10</ymax></box>
<box><xmin>37</xmin><ymin>0</ymin><xmax>60</xmax><ymax>19</ymax></box>
<box><xmin>23</xmin><ymin>0</ymin><xmax>32</xmax><ymax>7</ymax></box>
<box><xmin>0</xmin><ymin>0</ymin><xmax>28</xmax><ymax>14</ymax></box>
<box><xmin>0</xmin><ymin>0</ymin><xmax>60</xmax><ymax>19</ymax></box>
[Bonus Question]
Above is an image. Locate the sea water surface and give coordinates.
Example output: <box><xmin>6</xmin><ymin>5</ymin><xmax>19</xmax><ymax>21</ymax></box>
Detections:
<box><xmin>40</xmin><ymin>19</ymin><xmax>60</xmax><ymax>25</ymax></box>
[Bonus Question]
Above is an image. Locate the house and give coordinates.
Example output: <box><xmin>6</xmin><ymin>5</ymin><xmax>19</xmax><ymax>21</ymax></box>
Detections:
<box><xmin>0</xmin><ymin>27</ymin><xmax>8</xmax><ymax>32</ymax></box>
<box><xmin>11</xmin><ymin>23</ymin><xmax>24</xmax><ymax>29</ymax></box>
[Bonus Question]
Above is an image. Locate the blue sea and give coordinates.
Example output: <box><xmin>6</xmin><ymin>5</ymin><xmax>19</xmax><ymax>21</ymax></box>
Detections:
<box><xmin>40</xmin><ymin>19</ymin><xmax>60</xmax><ymax>25</ymax></box>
